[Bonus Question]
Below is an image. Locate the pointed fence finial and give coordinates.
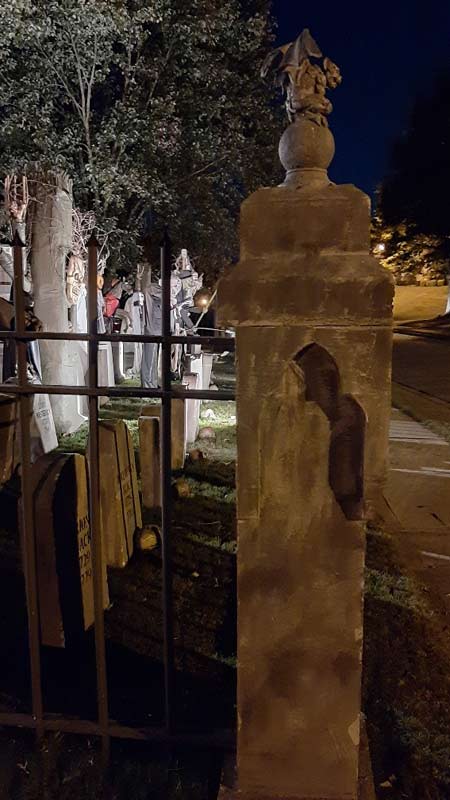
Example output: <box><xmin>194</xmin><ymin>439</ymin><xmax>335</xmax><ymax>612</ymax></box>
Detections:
<box><xmin>160</xmin><ymin>225</ymin><xmax>171</xmax><ymax>249</ymax></box>
<box><xmin>86</xmin><ymin>231</ymin><xmax>100</xmax><ymax>248</ymax></box>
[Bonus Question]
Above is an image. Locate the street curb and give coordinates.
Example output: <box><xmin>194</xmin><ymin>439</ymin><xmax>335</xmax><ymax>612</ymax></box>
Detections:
<box><xmin>392</xmin><ymin>382</ymin><xmax>450</xmax><ymax>425</ymax></box>
<box><xmin>394</xmin><ymin>326</ymin><xmax>450</xmax><ymax>340</ymax></box>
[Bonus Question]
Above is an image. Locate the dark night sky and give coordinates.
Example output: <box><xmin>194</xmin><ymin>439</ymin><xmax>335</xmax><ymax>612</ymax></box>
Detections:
<box><xmin>272</xmin><ymin>1</ymin><xmax>450</xmax><ymax>201</ymax></box>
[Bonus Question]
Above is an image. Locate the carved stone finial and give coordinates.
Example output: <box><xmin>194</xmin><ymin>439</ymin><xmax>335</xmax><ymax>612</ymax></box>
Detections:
<box><xmin>262</xmin><ymin>29</ymin><xmax>342</xmax><ymax>189</ymax></box>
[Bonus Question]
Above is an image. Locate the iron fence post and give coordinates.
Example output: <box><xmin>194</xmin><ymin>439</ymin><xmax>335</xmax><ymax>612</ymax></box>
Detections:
<box><xmin>87</xmin><ymin>234</ymin><xmax>110</xmax><ymax>766</ymax></box>
<box><xmin>161</xmin><ymin>230</ymin><xmax>175</xmax><ymax>734</ymax></box>
<box><xmin>12</xmin><ymin>231</ymin><xmax>44</xmax><ymax>739</ymax></box>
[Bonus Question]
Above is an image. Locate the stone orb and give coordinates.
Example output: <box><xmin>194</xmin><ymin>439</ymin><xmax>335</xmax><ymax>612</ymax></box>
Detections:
<box><xmin>279</xmin><ymin>117</ymin><xmax>335</xmax><ymax>174</ymax></box>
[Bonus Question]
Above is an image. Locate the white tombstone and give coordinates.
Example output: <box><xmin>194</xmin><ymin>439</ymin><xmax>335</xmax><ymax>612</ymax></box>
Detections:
<box><xmin>124</xmin><ymin>291</ymin><xmax>144</xmax><ymax>376</ymax></box>
<box><xmin>98</xmin><ymin>342</ymin><xmax>115</xmax><ymax>407</ymax></box>
<box><xmin>184</xmin><ymin>373</ymin><xmax>201</xmax><ymax>445</ymax></box>
<box><xmin>202</xmin><ymin>352</ymin><xmax>214</xmax><ymax>391</ymax></box>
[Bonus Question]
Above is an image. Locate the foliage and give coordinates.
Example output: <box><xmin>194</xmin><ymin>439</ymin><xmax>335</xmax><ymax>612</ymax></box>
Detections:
<box><xmin>371</xmin><ymin>214</ymin><xmax>449</xmax><ymax>285</ymax></box>
<box><xmin>379</xmin><ymin>72</ymin><xmax>450</xmax><ymax>239</ymax></box>
<box><xmin>0</xmin><ymin>0</ymin><xmax>281</xmax><ymax>278</ymax></box>
<box><xmin>375</xmin><ymin>72</ymin><xmax>450</xmax><ymax>285</ymax></box>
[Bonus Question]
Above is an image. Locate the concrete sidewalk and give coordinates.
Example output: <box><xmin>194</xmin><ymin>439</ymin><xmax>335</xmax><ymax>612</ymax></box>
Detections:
<box><xmin>392</xmin><ymin>334</ymin><xmax>450</xmax><ymax>406</ymax></box>
<box><xmin>378</xmin><ymin>408</ymin><xmax>450</xmax><ymax>613</ymax></box>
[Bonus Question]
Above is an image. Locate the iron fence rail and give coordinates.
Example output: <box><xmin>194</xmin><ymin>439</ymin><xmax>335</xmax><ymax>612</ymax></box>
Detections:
<box><xmin>0</xmin><ymin>236</ymin><xmax>236</xmax><ymax>763</ymax></box>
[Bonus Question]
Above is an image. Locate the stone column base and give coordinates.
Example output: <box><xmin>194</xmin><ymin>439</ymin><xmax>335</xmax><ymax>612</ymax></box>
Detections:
<box><xmin>219</xmin><ymin>723</ymin><xmax>375</xmax><ymax>800</ymax></box>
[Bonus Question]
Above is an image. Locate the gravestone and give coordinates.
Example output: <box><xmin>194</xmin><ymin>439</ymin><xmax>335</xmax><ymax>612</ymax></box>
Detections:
<box><xmin>0</xmin><ymin>394</ymin><xmax>18</xmax><ymax>485</ymax></box>
<box><xmin>98</xmin><ymin>342</ymin><xmax>115</xmax><ymax>407</ymax></box>
<box><xmin>139</xmin><ymin>416</ymin><xmax>161</xmax><ymax>509</ymax></box>
<box><xmin>202</xmin><ymin>352</ymin><xmax>214</xmax><ymax>391</ymax></box>
<box><xmin>96</xmin><ymin>420</ymin><xmax>142</xmax><ymax>567</ymax></box>
<box><xmin>28</xmin><ymin>452</ymin><xmax>109</xmax><ymax>648</ymax></box>
<box><xmin>5</xmin><ymin>373</ymin><xmax>58</xmax><ymax>463</ymax></box>
<box><xmin>29</xmin><ymin>381</ymin><xmax>58</xmax><ymax>457</ymax></box>
<box><xmin>184</xmin><ymin>373</ymin><xmax>201</xmax><ymax>444</ymax></box>
<box><xmin>141</xmin><ymin>399</ymin><xmax>186</xmax><ymax>470</ymax></box>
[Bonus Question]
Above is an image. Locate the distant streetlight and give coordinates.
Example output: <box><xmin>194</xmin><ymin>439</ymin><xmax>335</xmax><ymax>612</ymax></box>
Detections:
<box><xmin>374</xmin><ymin>243</ymin><xmax>385</xmax><ymax>254</ymax></box>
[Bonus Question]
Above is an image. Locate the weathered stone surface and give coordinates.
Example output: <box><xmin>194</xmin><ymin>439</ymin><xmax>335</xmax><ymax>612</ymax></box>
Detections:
<box><xmin>227</xmin><ymin>185</ymin><xmax>372</xmax><ymax>265</ymax></box>
<box><xmin>96</xmin><ymin>420</ymin><xmax>142</xmax><ymax>567</ymax></box>
<box><xmin>237</xmin><ymin>364</ymin><xmax>365</xmax><ymax>799</ymax></box>
<box><xmin>139</xmin><ymin>415</ymin><xmax>161</xmax><ymax>510</ymax></box>
<box><xmin>218</xmin><ymin>178</ymin><xmax>392</xmax><ymax>799</ymax></box>
<box><xmin>219</xmin><ymin>186</ymin><xmax>393</xmax><ymax>504</ymax></box>
<box><xmin>141</xmin><ymin>399</ymin><xmax>186</xmax><ymax>470</ymax></box>
<box><xmin>28</xmin><ymin>452</ymin><xmax>109</xmax><ymax>648</ymax></box>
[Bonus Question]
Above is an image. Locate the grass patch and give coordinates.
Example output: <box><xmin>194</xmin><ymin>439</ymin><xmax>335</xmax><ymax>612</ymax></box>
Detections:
<box><xmin>57</xmin><ymin>417</ymin><xmax>140</xmax><ymax>454</ymax></box>
<box><xmin>184</xmin><ymin>477</ymin><xmax>236</xmax><ymax>506</ymax></box>
<box><xmin>364</xmin><ymin>528</ymin><xmax>450</xmax><ymax>798</ymax></box>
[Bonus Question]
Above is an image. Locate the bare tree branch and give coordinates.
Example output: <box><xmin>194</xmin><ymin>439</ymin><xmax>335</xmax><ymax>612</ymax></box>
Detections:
<box><xmin>145</xmin><ymin>40</ymin><xmax>175</xmax><ymax>110</ymax></box>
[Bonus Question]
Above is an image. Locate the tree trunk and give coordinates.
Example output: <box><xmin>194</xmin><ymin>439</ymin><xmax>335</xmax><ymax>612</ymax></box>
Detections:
<box><xmin>29</xmin><ymin>170</ymin><xmax>85</xmax><ymax>434</ymax></box>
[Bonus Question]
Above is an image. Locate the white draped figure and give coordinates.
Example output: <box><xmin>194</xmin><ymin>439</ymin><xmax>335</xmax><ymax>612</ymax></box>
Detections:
<box><xmin>66</xmin><ymin>253</ymin><xmax>89</xmax><ymax>419</ymax></box>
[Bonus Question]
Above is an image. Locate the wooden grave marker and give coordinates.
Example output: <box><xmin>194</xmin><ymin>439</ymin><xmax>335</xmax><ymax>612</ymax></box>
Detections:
<box><xmin>139</xmin><ymin>415</ymin><xmax>161</xmax><ymax>510</ymax></box>
<box><xmin>140</xmin><ymin>399</ymin><xmax>186</xmax><ymax>470</ymax></box>
<box><xmin>28</xmin><ymin>452</ymin><xmax>109</xmax><ymax>648</ymax></box>
<box><xmin>96</xmin><ymin>420</ymin><xmax>142</xmax><ymax>568</ymax></box>
<box><xmin>0</xmin><ymin>393</ymin><xmax>18</xmax><ymax>485</ymax></box>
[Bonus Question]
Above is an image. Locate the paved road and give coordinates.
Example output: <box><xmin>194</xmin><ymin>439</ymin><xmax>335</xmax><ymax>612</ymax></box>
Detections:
<box><xmin>392</xmin><ymin>334</ymin><xmax>450</xmax><ymax>403</ymax></box>
<box><xmin>386</xmin><ymin>410</ymin><xmax>450</xmax><ymax>531</ymax></box>
<box><xmin>381</xmin><ymin>409</ymin><xmax>450</xmax><ymax>617</ymax></box>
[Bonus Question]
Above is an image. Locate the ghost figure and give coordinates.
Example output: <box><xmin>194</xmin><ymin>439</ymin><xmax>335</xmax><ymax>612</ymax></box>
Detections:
<box><xmin>66</xmin><ymin>253</ymin><xmax>89</xmax><ymax>418</ymax></box>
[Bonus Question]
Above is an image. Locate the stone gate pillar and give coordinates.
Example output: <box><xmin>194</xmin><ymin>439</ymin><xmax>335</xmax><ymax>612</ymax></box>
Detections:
<box><xmin>218</xmin><ymin>30</ymin><xmax>393</xmax><ymax>800</ymax></box>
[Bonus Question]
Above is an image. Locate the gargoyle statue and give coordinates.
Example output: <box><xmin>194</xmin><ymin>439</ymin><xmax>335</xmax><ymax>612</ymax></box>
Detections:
<box><xmin>261</xmin><ymin>28</ymin><xmax>342</xmax><ymax>126</ymax></box>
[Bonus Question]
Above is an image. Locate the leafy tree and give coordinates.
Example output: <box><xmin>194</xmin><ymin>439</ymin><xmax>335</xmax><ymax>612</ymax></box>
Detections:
<box><xmin>377</xmin><ymin>73</ymin><xmax>450</xmax><ymax>288</ymax></box>
<box><xmin>0</xmin><ymin>0</ymin><xmax>281</xmax><ymax>278</ymax></box>
<box><xmin>372</xmin><ymin>214</ymin><xmax>448</xmax><ymax>286</ymax></box>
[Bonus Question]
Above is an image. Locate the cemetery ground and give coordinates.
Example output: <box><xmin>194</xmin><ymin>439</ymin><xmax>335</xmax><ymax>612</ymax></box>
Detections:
<box><xmin>1</xmin><ymin>356</ymin><xmax>450</xmax><ymax>798</ymax></box>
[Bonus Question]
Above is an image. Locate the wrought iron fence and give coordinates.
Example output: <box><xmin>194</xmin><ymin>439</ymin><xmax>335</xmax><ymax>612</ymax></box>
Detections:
<box><xmin>0</xmin><ymin>232</ymin><xmax>236</xmax><ymax>766</ymax></box>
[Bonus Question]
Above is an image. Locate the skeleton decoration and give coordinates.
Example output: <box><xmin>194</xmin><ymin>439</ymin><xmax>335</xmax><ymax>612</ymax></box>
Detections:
<box><xmin>171</xmin><ymin>248</ymin><xmax>203</xmax><ymax>330</ymax></box>
<box><xmin>0</xmin><ymin>175</ymin><xmax>31</xmax><ymax>293</ymax></box>
<box><xmin>261</xmin><ymin>28</ymin><xmax>342</xmax><ymax>126</ymax></box>
<box><xmin>66</xmin><ymin>209</ymin><xmax>95</xmax><ymax>308</ymax></box>
<box><xmin>170</xmin><ymin>249</ymin><xmax>204</xmax><ymax>377</ymax></box>
<box><xmin>66</xmin><ymin>253</ymin><xmax>86</xmax><ymax>307</ymax></box>
<box><xmin>5</xmin><ymin>174</ymin><xmax>29</xmax><ymax>224</ymax></box>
